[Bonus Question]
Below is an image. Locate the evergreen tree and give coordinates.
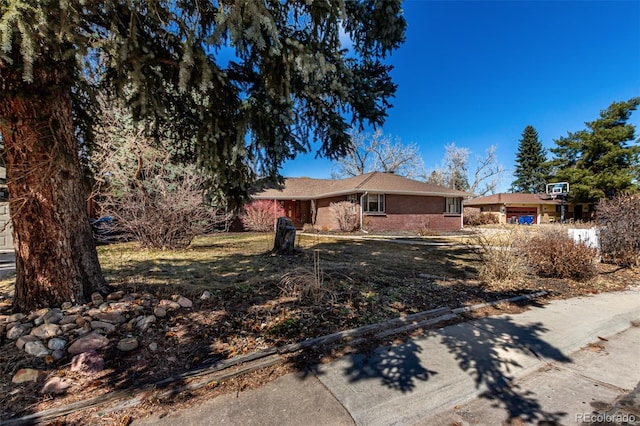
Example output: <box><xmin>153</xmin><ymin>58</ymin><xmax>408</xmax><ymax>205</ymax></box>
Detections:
<box><xmin>511</xmin><ymin>125</ymin><xmax>548</xmax><ymax>193</ymax></box>
<box><xmin>549</xmin><ymin>97</ymin><xmax>640</xmax><ymax>202</ymax></box>
<box><xmin>0</xmin><ymin>1</ymin><xmax>406</xmax><ymax>310</ymax></box>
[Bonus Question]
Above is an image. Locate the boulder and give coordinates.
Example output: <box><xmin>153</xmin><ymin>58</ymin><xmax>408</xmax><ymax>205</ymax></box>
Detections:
<box><xmin>68</xmin><ymin>332</ymin><xmax>109</xmax><ymax>354</ymax></box>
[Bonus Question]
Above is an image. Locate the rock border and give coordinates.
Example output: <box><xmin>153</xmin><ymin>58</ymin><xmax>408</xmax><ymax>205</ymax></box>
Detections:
<box><xmin>0</xmin><ymin>291</ymin><xmax>548</xmax><ymax>425</ymax></box>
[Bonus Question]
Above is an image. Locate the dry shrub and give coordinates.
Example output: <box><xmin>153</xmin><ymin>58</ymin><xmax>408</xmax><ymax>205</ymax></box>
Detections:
<box><xmin>279</xmin><ymin>249</ymin><xmax>335</xmax><ymax>304</ymax></box>
<box><xmin>329</xmin><ymin>201</ymin><xmax>359</xmax><ymax>232</ymax></box>
<box><xmin>91</xmin><ymin>105</ymin><xmax>230</xmax><ymax>249</ymax></box>
<box><xmin>241</xmin><ymin>200</ymin><xmax>285</xmax><ymax>232</ymax></box>
<box><xmin>596</xmin><ymin>194</ymin><xmax>640</xmax><ymax>267</ymax></box>
<box><xmin>279</xmin><ymin>269</ymin><xmax>335</xmax><ymax>304</ymax></box>
<box><xmin>417</xmin><ymin>219</ymin><xmax>440</xmax><ymax>236</ymax></box>
<box><xmin>101</xmin><ymin>168</ymin><xmax>228</xmax><ymax>249</ymax></box>
<box><xmin>525</xmin><ymin>228</ymin><xmax>598</xmax><ymax>281</ymax></box>
<box><xmin>464</xmin><ymin>207</ymin><xmax>500</xmax><ymax>226</ymax></box>
<box><xmin>468</xmin><ymin>228</ymin><xmax>528</xmax><ymax>287</ymax></box>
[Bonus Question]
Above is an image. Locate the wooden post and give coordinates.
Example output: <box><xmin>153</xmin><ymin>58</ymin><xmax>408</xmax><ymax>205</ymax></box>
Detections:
<box><xmin>273</xmin><ymin>217</ymin><xmax>296</xmax><ymax>255</ymax></box>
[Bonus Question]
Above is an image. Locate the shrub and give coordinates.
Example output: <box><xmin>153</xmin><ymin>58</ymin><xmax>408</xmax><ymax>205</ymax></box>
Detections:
<box><xmin>329</xmin><ymin>201</ymin><xmax>359</xmax><ymax>232</ymax></box>
<box><xmin>91</xmin><ymin>105</ymin><xmax>230</xmax><ymax>249</ymax></box>
<box><xmin>463</xmin><ymin>207</ymin><xmax>500</xmax><ymax>226</ymax></box>
<box><xmin>241</xmin><ymin>200</ymin><xmax>285</xmax><ymax>232</ymax></box>
<box><xmin>596</xmin><ymin>194</ymin><xmax>640</xmax><ymax>267</ymax></box>
<box><xmin>100</xmin><ymin>166</ymin><xmax>229</xmax><ymax>249</ymax></box>
<box><xmin>524</xmin><ymin>228</ymin><xmax>598</xmax><ymax>281</ymax></box>
<box><xmin>468</xmin><ymin>228</ymin><xmax>528</xmax><ymax>287</ymax></box>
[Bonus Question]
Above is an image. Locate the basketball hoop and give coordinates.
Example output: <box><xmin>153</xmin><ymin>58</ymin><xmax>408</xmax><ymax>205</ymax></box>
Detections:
<box><xmin>546</xmin><ymin>182</ymin><xmax>570</xmax><ymax>223</ymax></box>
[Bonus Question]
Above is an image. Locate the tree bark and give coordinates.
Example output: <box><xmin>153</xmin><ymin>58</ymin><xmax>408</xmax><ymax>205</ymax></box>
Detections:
<box><xmin>0</xmin><ymin>68</ymin><xmax>108</xmax><ymax>311</ymax></box>
<box><xmin>273</xmin><ymin>217</ymin><xmax>296</xmax><ymax>255</ymax></box>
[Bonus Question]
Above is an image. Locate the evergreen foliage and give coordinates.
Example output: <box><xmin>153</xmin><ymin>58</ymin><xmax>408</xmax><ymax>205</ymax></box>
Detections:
<box><xmin>548</xmin><ymin>98</ymin><xmax>640</xmax><ymax>202</ymax></box>
<box><xmin>0</xmin><ymin>0</ymin><xmax>406</xmax><ymax>308</ymax></box>
<box><xmin>1</xmin><ymin>0</ymin><xmax>407</xmax><ymax>209</ymax></box>
<box><xmin>511</xmin><ymin>125</ymin><xmax>548</xmax><ymax>193</ymax></box>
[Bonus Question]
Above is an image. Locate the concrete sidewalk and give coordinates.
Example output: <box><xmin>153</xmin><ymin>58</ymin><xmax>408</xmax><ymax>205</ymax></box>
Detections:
<box><xmin>133</xmin><ymin>288</ymin><xmax>640</xmax><ymax>426</ymax></box>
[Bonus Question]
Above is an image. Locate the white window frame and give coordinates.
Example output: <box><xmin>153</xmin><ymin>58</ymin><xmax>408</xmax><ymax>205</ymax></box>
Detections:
<box><xmin>445</xmin><ymin>197</ymin><xmax>461</xmax><ymax>215</ymax></box>
<box><xmin>364</xmin><ymin>193</ymin><xmax>385</xmax><ymax>213</ymax></box>
<box><xmin>346</xmin><ymin>193</ymin><xmax>358</xmax><ymax>203</ymax></box>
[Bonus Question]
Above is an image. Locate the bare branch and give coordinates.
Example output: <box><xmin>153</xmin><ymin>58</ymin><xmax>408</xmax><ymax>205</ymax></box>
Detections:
<box><xmin>332</xmin><ymin>129</ymin><xmax>425</xmax><ymax>179</ymax></box>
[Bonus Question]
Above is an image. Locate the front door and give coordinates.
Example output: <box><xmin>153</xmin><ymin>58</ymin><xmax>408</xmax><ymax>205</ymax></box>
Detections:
<box><xmin>283</xmin><ymin>200</ymin><xmax>297</xmax><ymax>225</ymax></box>
<box><xmin>574</xmin><ymin>204</ymin><xmax>583</xmax><ymax>221</ymax></box>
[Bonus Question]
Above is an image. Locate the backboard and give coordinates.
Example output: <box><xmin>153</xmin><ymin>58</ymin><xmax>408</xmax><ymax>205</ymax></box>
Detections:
<box><xmin>546</xmin><ymin>182</ymin><xmax>569</xmax><ymax>197</ymax></box>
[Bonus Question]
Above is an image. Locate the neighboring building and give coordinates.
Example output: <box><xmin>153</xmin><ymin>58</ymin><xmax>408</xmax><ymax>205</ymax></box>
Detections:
<box><xmin>464</xmin><ymin>193</ymin><xmax>591</xmax><ymax>224</ymax></box>
<box><xmin>0</xmin><ymin>160</ymin><xmax>12</xmax><ymax>251</ymax></box>
<box><xmin>252</xmin><ymin>171</ymin><xmax>469</xmax><ymax>232</ymax></box>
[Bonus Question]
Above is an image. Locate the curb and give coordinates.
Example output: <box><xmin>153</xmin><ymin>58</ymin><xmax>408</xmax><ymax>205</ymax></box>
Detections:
<box><xmin>0</xmin><ymin>292</ymin><xmax>549</xmax><ymax>425</ymax></box>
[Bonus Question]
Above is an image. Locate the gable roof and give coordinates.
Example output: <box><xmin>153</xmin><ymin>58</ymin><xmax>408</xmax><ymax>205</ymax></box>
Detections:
<box><xmin>464</xmin><ymin>192</ymin><xmax>561</xmax><ymax>206</ymax></box>
<box><xmin>252</xmin><ymin>172</ymin><xmax>470</xmax><ymax>200</ymax></box>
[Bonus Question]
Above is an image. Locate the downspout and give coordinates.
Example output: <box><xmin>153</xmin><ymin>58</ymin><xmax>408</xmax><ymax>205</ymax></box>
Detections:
<box><xmin>360</xmin><ymin>192</ymin><xmax>368</xmax><ymax>233</ymax></box>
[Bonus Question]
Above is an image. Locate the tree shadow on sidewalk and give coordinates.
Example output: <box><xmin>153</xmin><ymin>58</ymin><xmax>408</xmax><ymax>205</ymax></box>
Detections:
<box><xmin>336</xmin><ymin>315</ymin><xmax>572</xmax><ymax>424</ymax></box>
<box><xmin>438</xmin><ymin>316</ymin><xmax>571</xmax><ymax>424</ymax></box>
<box><xmin>341</xmin><ymin>339</ymin><xmax>438</xmax><ymax>393</ymax></box>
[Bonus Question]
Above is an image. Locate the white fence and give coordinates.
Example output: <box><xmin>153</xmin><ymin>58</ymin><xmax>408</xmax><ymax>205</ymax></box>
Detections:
<box><xmin>568</xmin><ymin>228</ymin><xmax>599</xmax><ymax>251</ymax></box>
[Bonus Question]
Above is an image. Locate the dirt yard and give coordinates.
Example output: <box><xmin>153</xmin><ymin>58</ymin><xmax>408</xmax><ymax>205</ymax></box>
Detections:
<box><xmin>0</xmin><ymin>230</ymin><xmax>637</xmax><ymax>425</ymax></box>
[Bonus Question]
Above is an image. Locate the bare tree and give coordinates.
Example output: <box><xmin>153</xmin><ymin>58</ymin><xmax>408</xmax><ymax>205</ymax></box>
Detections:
<box><xmin>424</xmin><ymin>143</ymin><xmax>504</xmax><ymax>195</ymax></box>
<box><xmin>469</xmin><ymin>145</ymin><xmax>505</xmax><ymax>196</ymax></box>
<box><xmin>332</xmin><ymin>130</ymin><xmax>425</xmax><ymax>179</ymax></box>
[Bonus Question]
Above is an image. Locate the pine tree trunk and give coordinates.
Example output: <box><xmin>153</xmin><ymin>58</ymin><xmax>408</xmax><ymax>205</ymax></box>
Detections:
<box><xmin>0</xmin><ymin>68</ymin><xmax>108</xmax><ymax>312</ymax></box>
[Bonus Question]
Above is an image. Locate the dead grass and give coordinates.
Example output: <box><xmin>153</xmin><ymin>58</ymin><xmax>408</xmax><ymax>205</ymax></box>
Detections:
<box><xmin>1</xmin><ymin>231</ymin><xmax>639</xmax><ymax>425</ymax></box>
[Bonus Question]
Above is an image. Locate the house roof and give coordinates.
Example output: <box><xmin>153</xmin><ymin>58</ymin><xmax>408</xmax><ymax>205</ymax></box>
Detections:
<box><xmin>252</xmin><ymin>171</ymin><xmax>470</xmax><ymax>200</ymax></box>
<box><xmin>464</xmin><ymin>192</ymin><xmax>561</xmax><ymax>206</ymax></box>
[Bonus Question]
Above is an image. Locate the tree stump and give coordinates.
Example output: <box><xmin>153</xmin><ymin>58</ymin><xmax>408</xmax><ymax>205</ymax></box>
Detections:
<box><xmin>273</xmin><ymin>217</ymin><xmax>296</xmax><ymax>255</ymax></box>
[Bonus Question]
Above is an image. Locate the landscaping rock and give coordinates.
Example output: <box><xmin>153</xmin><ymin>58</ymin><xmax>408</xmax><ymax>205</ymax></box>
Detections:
<box><xmin>176</xmin><ymin>296</ymin><xmax>193</xmax><ymax>308</ymax></box>
<box><xmin>159</xmin><ymin>299</ymin><xmax>181</xmax><ymax>310</ymax></box>
<box><xmin>16</xmin><ymin>335</ymin><xmax>39</xmax><ymax>350</ymax></box>
<box><xmin>59</xmin><ymin>315</ymin><xmax>77</xmax><ymax>325</ymax></box>
<box><xmin>47</xmin><ymin>337</ymin><xmax>67</xmax><ymax>351</ymax></box>
<box><xmin>117</xmin><ymin>337</ymin><xmax>139</xmax><ymax>352</ymax></box>
<box><xmin>60</xmin><ymin>322</ymin><xmax>77</xmax><ymax>333</ymax></box>
<box><xmin>43</xmin><ymin>309</ymin><xmax>64</xmax><ymax>324</ymax></box>
<box><xmin>107</xmin><ymin>291</ymin><xmax>124</xmax><ymax>301</ymax></box>
<box><xmin>148</xmin><ymin>342</ymin><xmax>158</xmax><ymax>352</ymax></box>
<box><xmin>52</xmin><ymin>349</ymin><xmax>65</xmax><ymax>361</ymax></box>
<box><xmin>68</xmin><ymin>332</ymin><xmax>109</xmax><ymax>354</ymax></box>
<box><xmin>40</xmin><ymin>377</ymin><xmax>70</xmax><ymax>395</ymax></box>
<box><xmin>7</xmin><ymin>323</ymin><xmax>32</xmax><ymax>340</ymax></box>
<box><xmin>90</xmin><ymin>320</ymin><xmax>116</xmax><ymax>333</ymax></box>
<box><xmin>153</xmin><ymin>307</ymin><xmax>167</xmax><ymax>318</ymax></box>
<box><xmin>91</xmin><ymin>292</ymin><xmax>104</xmax><ymax>305</ymax></box>
<box><xmin>93</xmin><ymin>312</ymin><xmax>126</xmax><ymax>324</ymax></box>
<box><xmin>70</xmin><ymin>350</ymin><xmax>104</xmax><ymax>374</ymax></box>
<box><xmin>136</xmin><ymin>315</ymin><xmax>156</xmax><ymax>331</ymax></box>
<box><xmin>7</xmin><ymin>313</ymin><xmax>26</xmax><ymax>323</ymax></box>
<box><xmin>25</xmin><ymin>341</ymin><xmax>50</xmax><ymax>358</ymax></box>
<box><xmin>31</xmin><ymin>323</ymin><xmax>62</xmax><ymax>339</ymax></box>
<box><xmin>12</xmin><ymin>368</ymin><xmax>42</xmax><ymax>384</ymax></box>
<box><xmin>200</xmin><ymin>290</ymin><xmax>212</xmax><ymax>300</ymax></box>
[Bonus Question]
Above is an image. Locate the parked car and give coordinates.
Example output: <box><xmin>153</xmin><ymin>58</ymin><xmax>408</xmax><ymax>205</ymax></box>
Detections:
<box><xmin>90</xmin><ymin>216</ymin><xmax>120</xmax><ymax>244</ymax></box>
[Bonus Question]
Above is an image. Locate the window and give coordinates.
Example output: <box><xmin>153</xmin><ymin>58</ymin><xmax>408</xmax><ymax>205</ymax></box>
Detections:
<box><xmin>364</xmin><ymin>194</ymin><xmax>385</xmax><ymax>213</ymax></box>
<box><xmin>346</xmin><ymin>194</ymin><xmax>358</xmax><ymax>203</ymax></box>
<box><xmin>445</xmin><ymin>197</ymin><xmax>461</xmax><ymax>214</ymax></box>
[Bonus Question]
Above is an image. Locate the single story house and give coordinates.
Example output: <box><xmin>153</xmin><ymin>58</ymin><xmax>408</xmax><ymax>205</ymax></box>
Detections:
<box><xmin>251</xmin><ymin>171</ymin><xmax>469</xmax><ymax>232</ymax></box>
<box><xmin>464</xmin><ymin>193</ymin><xmax>592</xmax><ymax>224</ymax></box>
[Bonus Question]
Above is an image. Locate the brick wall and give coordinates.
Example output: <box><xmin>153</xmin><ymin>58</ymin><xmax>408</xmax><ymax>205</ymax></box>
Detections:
<box><xmin>315</xmin><ymin>194</ymin><xmax>462</xmax><ymax>232</ymax></box>
<box><xmin>315</xmin><ymin>195</ymin><xmax>352</xmax><ymax>231</ymax></box>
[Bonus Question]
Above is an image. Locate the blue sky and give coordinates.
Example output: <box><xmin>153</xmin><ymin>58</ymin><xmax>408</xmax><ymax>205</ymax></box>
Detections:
<box><xmin>281</xmin><ymin>0</ymin><xmax>640</xmax><ymax>192</ymax></box>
